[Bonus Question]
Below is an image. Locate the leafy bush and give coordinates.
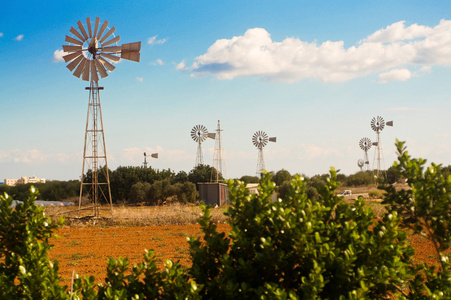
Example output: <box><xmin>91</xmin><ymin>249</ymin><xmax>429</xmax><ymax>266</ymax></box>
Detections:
<box><xmin>0</xmin><ymin>188</ymin><xmax>67</xmax><ymax>299</ymax></box>
<box><xmin>189</xmin><ymin>171</ymin><xmax>413</xmax><ymax>299</ymax></box>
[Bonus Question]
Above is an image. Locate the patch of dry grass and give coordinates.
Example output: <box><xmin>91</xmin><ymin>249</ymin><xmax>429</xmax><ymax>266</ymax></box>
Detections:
<box><xmin>45</xmin><ymin>203</ymin><xmax>229</xmax><ymax>227</ymax></box>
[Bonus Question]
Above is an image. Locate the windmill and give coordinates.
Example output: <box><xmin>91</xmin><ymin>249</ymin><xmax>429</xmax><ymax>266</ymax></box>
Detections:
<box><xmin>253</xmin><ymin>131</ymin><xmax>276</xmax><ymax>178</ymax></box>
<box><xmin>143</xmin><ymin>152</ymin><xmax>158</xmax><ymax>168</ymax></box>
<box><xmin>357</xmin><ymin>159</ymin><xmax>365</xmax><ymax>171</ymax></box>
<box><xmin>359</xmin><ymin>137</ymin><xmax>373</xmax><ymax>171</ymax></box>
<box><xmin>370</xmin><ymin>116</ymin><xmax>393</xmax><ymax>178</ymax></box>
<box><xmin>62</xmin><ymin>17</ymin><xmax>141</xmax><ymax>218</ymax></box>
<box><xmin>191</xmin><ymin>125</ymin><xmax>212</xmax><ymax>168</ymax></box>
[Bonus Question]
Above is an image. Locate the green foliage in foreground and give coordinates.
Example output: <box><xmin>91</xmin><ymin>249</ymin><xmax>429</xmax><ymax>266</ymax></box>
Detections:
<box><xmin>1</xmin><ymin>140</ymin><xmax>451</xmax><ymax>299</ymax></box>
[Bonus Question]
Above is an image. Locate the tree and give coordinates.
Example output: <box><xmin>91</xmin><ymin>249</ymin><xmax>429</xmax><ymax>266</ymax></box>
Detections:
<box><xmin>128</xmin><ymin>182</ymin><xmax>151</xmax><ymax>204</ymax></box>
<box><xmin>188</xmin><ymin>164</ymin><xmax>223</xmax><ymax>186</ymax></box>
<box><xmin>238</xmin><ymin>175</ymin><xmax>259</xmax><ymax>185</ymax></box>
<box><xmin>272</xmin><ymin>169</ymin><xmax>291</xmax><ymax>186</ymax></box>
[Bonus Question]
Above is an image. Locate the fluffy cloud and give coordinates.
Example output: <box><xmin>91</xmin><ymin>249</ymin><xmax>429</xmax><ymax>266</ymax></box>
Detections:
<box><xmin>136</xmin><ymin>76</ymin><xmax>144</xmax><ymax>82</ymax></box>
<box><xmin>189</xmin><ymin>20</ymin><xmax>451</xmax><ymax>83</ymax></box>
<box><xmin>175</xmin><ymin>60</ymin><xmax>187</xmax><ymax>70</ymax></box>
<box><xmin>147</xmin><ymin>35</ymin><xmax>167</xmax><ymax>46</ymax></box>
<box><xmin>52</xmin><ymin>49</ymin><xmax>66</xmax><ymax>62</ymax></box>
<box><xmin>0</xmin><ymin>32</ymin><xmax>3</xmax><ymax>37</ymax></box>
<box><xmin>15</xmin><ymin>34</ymin><xmax>24</xmax><ymax>41</ymax></box>
<box><xmin>378</xmin><ymin>68</ymin><xmax>412</xmax><ymax>83</ymax></box>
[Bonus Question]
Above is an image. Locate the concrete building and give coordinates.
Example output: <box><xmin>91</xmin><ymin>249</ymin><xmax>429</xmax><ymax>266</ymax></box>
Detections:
<box><xmin>4</xmin><ymin>176</ymin><xmax>46</xmax><ymax>186</ymax></box>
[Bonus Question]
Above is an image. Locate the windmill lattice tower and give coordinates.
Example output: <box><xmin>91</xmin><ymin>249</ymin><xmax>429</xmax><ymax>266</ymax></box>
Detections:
<box><xmin>191</xmin><ymin>125</ymin><xmax>212</xmax><ymax>168</ymax></box>
<box><xmin>370</xmin><ymin>116</ymin><xmax>393</xmax><ymax>178</ymax></box>
<box><xmin>252</xmin><ymin>131</ymin><xmax>276</xmax><ymax>178</ymax></box>
<box><xmin>63</xmin><ymin>17</ymin><xmax>141</xmax><ymax>218</ymax></box>
<box><xmin>211</xmin><ymin>120</ymin><xmax>227</xmax><ymax>182</ymax></box>
<box><xmin>359</xmin><ymin>137</ymin><xmax>372</xmax><ymax>171</ymax></box>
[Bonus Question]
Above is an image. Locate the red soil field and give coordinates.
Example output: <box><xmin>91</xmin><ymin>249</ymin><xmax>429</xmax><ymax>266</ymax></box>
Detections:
<box><xmin>49</xmin><ymin>224</ymin><xmax>440</xmax><ymax>287</ymax></box>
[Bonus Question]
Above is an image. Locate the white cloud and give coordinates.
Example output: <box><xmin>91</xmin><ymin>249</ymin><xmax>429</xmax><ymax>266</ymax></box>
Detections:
<box><xmin>0</xmin><ymin>32</ymin><xmax>3</xmax><ymax>37</ymax></box>
<box><xmin>378</xmin><ymin>68</ymin><xmax>412</xmax><ymax>83</ymax></box>
<box><xmin>149</xmin><ymin>59</ymin><xmax>164</xmax><ymax>66</ymax></box>
<box><xmin>147</xmin><ymin>35</ymin><xmax>167</xmax><ymax>46</ymax></box>
<box><xmin>362</xmin><ymin>21</ymin><xmax>433</xmax><ymax>43</ymax></box>
<box><xmin>188</xmin><ymin>20</ymin><xmax>451</xmax><ymax>83</ymax></box>
<box><xmin>136</xmin><ymin>76</ymin><xmax>144</xmax><ymax>82</ymax></box>
<box><xmin>0</xmin><ymin>149</ymin><xmax>47</xmax><ymax>163</ymax></box>
<box><xmin>52</xmin><ymin>49</ymin><xmax>66</xmax><ymax>62</ymax></box>
<box><xmin>176</xmin><ymin>60</ymin><xmax>187</xmax><ymax>70</ymax></box>
<box><xmin>15</xmin><ymin>34</ymin><xmax>24</xmax><ymax>41</ymax></box>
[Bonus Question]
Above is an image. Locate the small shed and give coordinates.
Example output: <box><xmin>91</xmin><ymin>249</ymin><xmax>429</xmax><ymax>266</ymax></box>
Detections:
<box><xmin>198</xmin><ymin>182</ymin><xmax>229</xmax><ymax>206</ymax></box>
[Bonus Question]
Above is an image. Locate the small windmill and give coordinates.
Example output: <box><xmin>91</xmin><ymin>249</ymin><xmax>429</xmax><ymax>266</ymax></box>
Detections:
<box><xmin>191</xmin><ymin>125</ymin><xmax>212</xmax><ymax>168</ymax></box>
<box><xmin>143</xmin><ymin>152</ymin><xmax>158</xmax><ymax>168</ymax></box>
<box><xmin>370</xmin><ymin>116</ymin><xmax>393</xmax><ymax>178</ymax></box>
<box><xmin>253</xmin><ymin>131</ymin><xmax>276</xmax><ymax>178</ymax></box>
<box><xmin>62</xmin><ymin>17</ymin><xmax>141</xmax><ymax>218</ymax></box>
<box><xmin>359</xmin><ymin>137</ymin><xmax>373</xmax><ymax>171</ymax></box>
<box><xmin>357</xmin><ymin>159</ymin><xmax>365</xmax><ymax>171</ymax></box>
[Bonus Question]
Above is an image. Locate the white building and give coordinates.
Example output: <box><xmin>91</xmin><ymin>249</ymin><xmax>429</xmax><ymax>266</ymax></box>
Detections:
<box><xmin>4</xmin><ymin>176</ymin><xmax>46</xmax><ymax>186</ymax></box>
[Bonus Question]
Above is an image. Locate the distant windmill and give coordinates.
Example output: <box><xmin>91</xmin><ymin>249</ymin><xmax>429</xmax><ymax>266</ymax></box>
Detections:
<box><xmin>191</xmin><ymin>125</ymin><xmax>215</xmax><ymax>168</ymax></box>
<box><xmin>371</xmin><ymin>116</ymin><xmax>393</xmax><ymax>178</ymax></box>
<box><xmin>357</xmin><ymin>159</ymin><xmax>365</xmax><ymax>171</ymax></box>
<box><xmin>253</xmin><ymin>131</ymin><xmax>276</xmax><ymax>178</ymax></box>
<box><xmin>143</xmin><ymin>152</ymin><xmax>158</xmax><ymax>168</ymax></box>
<box><xmin>359</xmin><ymin>137</ymin><xmax>373</xmax><ymax>171</ymax></box>
<box><xmin>62</xmin><ymin>17</ymin><xmax>141</xmax><ymax>218</ymax></box>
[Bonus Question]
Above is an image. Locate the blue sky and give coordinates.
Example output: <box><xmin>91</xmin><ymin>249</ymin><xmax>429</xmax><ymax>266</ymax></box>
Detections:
<box><xmin>1</xmin><ymin>1</ymin><xmax>451</xmax><ymax>181</ymax></box>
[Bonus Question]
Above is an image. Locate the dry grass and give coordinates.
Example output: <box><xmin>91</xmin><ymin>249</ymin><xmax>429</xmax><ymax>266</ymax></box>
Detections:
<box><xmin>45</xmin><ymin>203</ymin><xmax>229</xmax><ymax>228</ymax></box>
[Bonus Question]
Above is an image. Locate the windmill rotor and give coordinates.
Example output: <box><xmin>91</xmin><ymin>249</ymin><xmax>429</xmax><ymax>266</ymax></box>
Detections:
<box><xmin>63</xmin><ymin>17</ymin><xmax>141</xmax><ymax>82</ymax></box>
<box><xmin>371</xmin><ymin>116</ymin><xmax>385</xmax><ymax>132</ymax></box>
<box><xmin>252</xmin><ymin>131</ymin><xmax>269</xmax><ymax>149</ymax></box>
<box><xmin>357</xmin><ymin>159</ymin><xmax>365</xmax><ymax>170</ymax></box>
<box><xmin>191</xmin><ymin>125</ymin><xmax>208</xmax><ymax>143</ymax></box>
<box><xmin>359</xmin><ymin>137</ymin><xmax>372</xmax><ymax>151</ymax></box>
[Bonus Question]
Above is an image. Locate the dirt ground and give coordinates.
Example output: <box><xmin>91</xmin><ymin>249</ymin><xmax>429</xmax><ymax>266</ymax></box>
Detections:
<box><xmin>49</xmin><ymin>224</ymin><xmax>230</xmax><ymax>286</ymax></box>
<box><xmin>48</xmin><ymin>223</ymin><xmax>441</xmax><ymax>287</ymax></box>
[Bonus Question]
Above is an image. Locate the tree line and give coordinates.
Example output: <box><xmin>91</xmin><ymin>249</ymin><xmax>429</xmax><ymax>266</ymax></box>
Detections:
<box><xmin>4</xmin><ymin>161</ymin><xmax>450</xmax><ymax>204</ymax></box>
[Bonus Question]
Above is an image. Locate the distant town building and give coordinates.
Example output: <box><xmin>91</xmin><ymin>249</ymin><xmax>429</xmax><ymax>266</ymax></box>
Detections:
<box><xmin>4</xmin><ymin>176</ymin><xmax>46</xmax><ymax>186</ymax></box>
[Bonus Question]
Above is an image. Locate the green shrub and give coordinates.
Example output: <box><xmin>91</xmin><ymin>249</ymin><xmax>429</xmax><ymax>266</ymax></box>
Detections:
<box><xmin>189</xmin><ymin>170</ymin><xmax>413</xmax><ymax>299</ymax></box>
<box><xmin>0</xmin><ymin>188</ymin><xmax>67</xmax><ymax>299</ymax></box>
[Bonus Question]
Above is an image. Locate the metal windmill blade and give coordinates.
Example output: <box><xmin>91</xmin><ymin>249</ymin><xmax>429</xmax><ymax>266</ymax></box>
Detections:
<box><xmin>62</xmin><ymin>17</ymin><xmax>141</xmax><ymax>82</ymax></box>
<box><xmin>252</xmin><ymin>131</ymin><xmax>269</xmax><ymax>149</ymax></box>
<box><xmin>191</xmin><ymin>125</ymin><xmax>208</xmax><ymax>143</ymax></box>
<box><xmin>371</xmin><ymin>116</ymin><xmax>385</xmax><ymax>132</ymax></box>
<box><xmin>359</xmin><ymin>137</ymin><xmax>372</xmax><ymax>151</ymax></box>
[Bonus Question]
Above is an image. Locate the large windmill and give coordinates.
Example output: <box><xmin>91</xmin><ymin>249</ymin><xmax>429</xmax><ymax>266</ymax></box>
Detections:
<box><xmin>62</xmin><ymin>17</ymin><xmax>141</xmax><ymax>218</ymax></box>
<box><xmin>370</xmin><ymin>116</ymin><xmax>393</xmax><ymax>178</ymax></box>
<box><xmin>253</xmin><ymin>131</ymin><xmax>276</xmax><ymax>178</ymax></box>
